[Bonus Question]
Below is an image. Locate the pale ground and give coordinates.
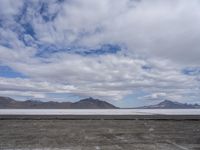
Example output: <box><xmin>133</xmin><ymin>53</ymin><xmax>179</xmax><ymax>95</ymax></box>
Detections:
<box><xmin>0</xmin><ymin>119</ymin><xmax>200</xmax><ymax>150</ymax></box>
<box><xmin>1</xmin><ymin>109</ymin><xmax>200</xmax><ymax>115</ymax></box>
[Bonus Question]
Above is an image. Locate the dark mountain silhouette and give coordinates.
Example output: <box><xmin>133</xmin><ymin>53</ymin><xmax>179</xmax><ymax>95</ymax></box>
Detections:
<box><xmin>1</xmin><ymin>96</ymin><xmax>199</xmax><ymax>109</ymax></box>
<box><xmin>0</xmin><ymin>96</ymin><xmax>117</xmax><ymax>109</ymax></box>
<box><xmin>137</xmin><ymin>100</ymin><xmax>200</xmax><ymax>109</ymax></box>
<box><xmin>72</xmin><ymin>97</ymin><xmax>117</xmax><ymax>109</ymax></box>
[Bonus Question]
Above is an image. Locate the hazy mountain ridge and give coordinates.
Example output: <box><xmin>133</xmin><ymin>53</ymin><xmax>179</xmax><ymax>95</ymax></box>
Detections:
<box><xmin>0</xmin><ymin>96</ymin><xmax>199</xmax><ymax>109</ymax></box>
<box><xmin>137</xmin><ymin>100</ymin><xmax>200</xmax><ymax>109</ymax></box>
<box><xmin>0</xmin><ymin>97</ymin><xmax>117</xmax><ymax>109</ymax></box>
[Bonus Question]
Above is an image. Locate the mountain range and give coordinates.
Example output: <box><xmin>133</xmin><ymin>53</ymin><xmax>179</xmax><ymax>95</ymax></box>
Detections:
<box><xmin>0</xmin><ymin>96</ymin><xmax>117</xmax><ymax>109</ymax></box>
<box><xmin>0</xmin><ymin>96</ymin><xmax>199</xmax><ymax>109</ymax></box>
<box><xmin>137</xmin><ymin>100</ymin><xmax>200</xmax><ymax>109</ymax></box>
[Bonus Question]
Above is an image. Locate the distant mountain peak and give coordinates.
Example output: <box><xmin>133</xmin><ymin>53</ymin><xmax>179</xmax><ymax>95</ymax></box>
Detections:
<box><xmin>26</xmin><ymin>99</ymin><xmax>42</xmax><ymax>103</ymax></box>
<box><xmin>138</xmin><ymin>100</ymin><xmax>200</xmax><ymax>109</ymax></box>
<box><xmin>79</xmin><ymin>97</ymin><xmax>98</xmax><ymax>101</ymax></box>
<box><xmin>73</xmin><ymin>97</ymin><xmax>117</xmax><ymax>109</ymax></box>
<box><xmin>162</xmin><ymin>100</ymin><xmax>173</xmax><ymax>103</ymax></box>
<box><xmin>160</xmin><ymin>100</ymin><xmax>179</xmax><ymax>105</ymax></box>
<box><xmin>162</xmin><ymin>99</ymin><xmax>179</xmax><ymax>103</ymax></box>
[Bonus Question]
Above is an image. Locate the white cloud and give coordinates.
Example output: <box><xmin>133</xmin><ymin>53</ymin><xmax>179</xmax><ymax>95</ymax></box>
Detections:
<box><xmin>1</xmin><ymin>53</ymin><xmax>199</xmax><ymax>101</ymax></box>
<box><xmin>0</xmin><ymin>0</ymin><xmax>200</xmax><ymax>103</ymax></box>
<box><xmin>0</xmin><ymin>0</ymin><xmax>23</xmax><ymax>16</ymax></box>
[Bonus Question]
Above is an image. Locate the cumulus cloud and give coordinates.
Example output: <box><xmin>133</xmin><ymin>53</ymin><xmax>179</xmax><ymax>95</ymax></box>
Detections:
<box><xmin>0</xmin><ymin>0</ymin><xmax>23</xmax><ymax>16</ymax></box>
<box><xmin>0</xmin><ymin>0</ymin><xmax>200</xmax><ymax>104</ymax></box>
<box><xmin>21</xmin><ymin>0</ymin><xmax>200</xmax><ymax>65</ymax></box>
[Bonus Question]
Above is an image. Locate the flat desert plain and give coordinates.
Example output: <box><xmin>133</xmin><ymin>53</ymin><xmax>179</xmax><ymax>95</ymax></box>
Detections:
<box><xmin>0</xmin><ymin>109</ymin><xmax>200</xmax><ymax>150</ymax></box>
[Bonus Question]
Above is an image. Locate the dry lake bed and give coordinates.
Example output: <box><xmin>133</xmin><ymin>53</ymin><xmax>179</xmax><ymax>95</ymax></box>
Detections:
<box><xmin>0</xmin><ymin>109</ymin><xmax>200</xmax><ymax>150</ymax></box>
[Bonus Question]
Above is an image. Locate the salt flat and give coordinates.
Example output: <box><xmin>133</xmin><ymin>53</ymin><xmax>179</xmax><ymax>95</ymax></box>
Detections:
<box><xmin>1</xmin><ymin>109</ymin><xmax>200</xmax><ymax>149</ymax></box>
<box><xmin>0</xmin><ymin>109</ymin><xmax>200</xmax><ymax>115</ymax></box>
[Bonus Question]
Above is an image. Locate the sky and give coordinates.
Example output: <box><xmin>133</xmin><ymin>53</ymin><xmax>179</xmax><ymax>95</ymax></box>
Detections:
<box><xmin>0</xmin><ymin>0</ymin><xmax>200</xmax><ymax>107</ymax></box>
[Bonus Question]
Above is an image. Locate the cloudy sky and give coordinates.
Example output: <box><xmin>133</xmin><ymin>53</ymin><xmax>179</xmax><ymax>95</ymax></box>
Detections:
<box><xmin>0</xmin><ymin>0</ymin><xmax>200</xmax><ymax>107</ymax></box>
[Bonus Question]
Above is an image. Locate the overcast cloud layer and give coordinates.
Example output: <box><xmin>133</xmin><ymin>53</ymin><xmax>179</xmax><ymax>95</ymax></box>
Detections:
<box><xmin>0</xmin><ymin>0</ymin><xmax>200</xmax><ymax>106</ymax></box>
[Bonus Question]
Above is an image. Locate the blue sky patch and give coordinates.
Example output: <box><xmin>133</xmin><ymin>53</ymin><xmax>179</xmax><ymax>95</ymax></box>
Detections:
<box><xmin>35</xmin><ymin>44</ymin><xmax>69</xmax><ymax>58</ymax></box>
<box><xmin>182</xmin><ymin>67</ymin><xmax>200</xmax><ymax>76</ymax></box>
<box><xmin>39</xmin><ymin>2</ymin><xmax>58</xmax><ymax>22</ymax></box>
<box><xmin>0</xmin><ymin>65</ymin><xmax>26</xmax><ymax>78</ymax></box>
<box><xmin>76</xmin><ymin>44</ymin><xmax>121</xmax><ymax>56</ymax></box>
<box><xmin>142</xmin><ymin>65</ymin><xmax>152</xmax><ymax>71</ymax></box>
<box><xmin>21</xmin><ymin>23</ymin><xmax>35</xmax><ymax>37</ymax></box>
<box><xmin>35</xmin><ymin>44</ymin><xmax>121</xmax><ymax>58</ymax></box>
